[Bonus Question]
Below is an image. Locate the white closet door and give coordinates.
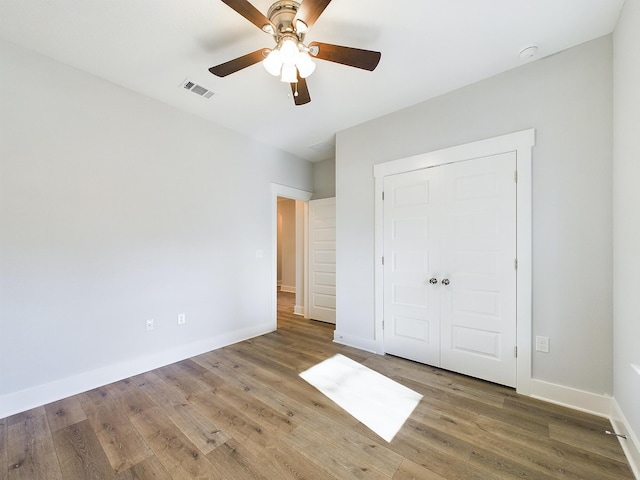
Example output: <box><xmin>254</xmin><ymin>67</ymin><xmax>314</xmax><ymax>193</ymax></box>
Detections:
<box><xmin>383</xmin><ymin>169</ymin><xmax>441</xmax><ymax>365</ymax></box>
<box><xmin>382</xmin><ymin>152</ymin><xmax>517</xmax><ymax>387</ymax></box>
<box><xmin>308</xmin><ymin>198</ymin><xmax>336</xmax><ymax>324</ymax></box>
<box><xmin>439</xmin><ymin>153</ymin><xmax>517</xmax><ymax>387</ymax></box>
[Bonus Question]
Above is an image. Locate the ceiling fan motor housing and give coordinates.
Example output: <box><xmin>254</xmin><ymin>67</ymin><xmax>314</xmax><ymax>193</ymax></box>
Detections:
<box><xmin>267</xmin><ymin>1</ymin><xmax>304</xmax><ymax>40</ymax></box>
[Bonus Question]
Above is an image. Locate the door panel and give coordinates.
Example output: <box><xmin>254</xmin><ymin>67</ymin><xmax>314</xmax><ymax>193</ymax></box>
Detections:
<box><xmin>451</xmin><ymin>326</ymin><xmax>501</xmax><ymax>357</ymax></box>
<box><xmin>383</xmin><ymin>169</ymin><xmax>441</xmax><ymax>365</ymax></box>
<box><xmin>308</xmin><ymin>198</ymin><xmax>336</xmax><ymax>324</ymax></box>
<box><xmin>440</xmin><ymin>153</ymin><xmax>517</xmax><ymax>387</ymax></box>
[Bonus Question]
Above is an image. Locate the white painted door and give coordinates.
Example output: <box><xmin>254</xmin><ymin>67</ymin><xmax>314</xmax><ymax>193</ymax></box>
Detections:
<box><xmin>439</xmin><ymin>154</ymin><xmax>517</xmax><ymax>387</ymax></box>
<box><xmin>308</xmin><ymin>198</ymin><xmax>336</xmax><ymax>324</ymax></box>
<box><xmin>383</xmin><ymin>168</ymin><xmax>442</xmax><ymax>365</ymax></box>
<box><xmin>383</xmin><ymin>153</ymin><xmax>517</xmax><ymax>387</ymax></box>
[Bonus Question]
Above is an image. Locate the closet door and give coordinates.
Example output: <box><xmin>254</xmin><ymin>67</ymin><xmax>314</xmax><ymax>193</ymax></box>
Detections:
<box><xmin>440</xmin><ymin>153</ymin><xmax>517</xmax><ymax>387</ymax></box>
<box><xmin>382</xmin><ymin>152</ymin><xmax>517</xmax><ymax>387</ymax></box>
<box><xmin>383</xmin><ymin>168</ymin><xmax>442</xmax><ymax>365</ymax></box>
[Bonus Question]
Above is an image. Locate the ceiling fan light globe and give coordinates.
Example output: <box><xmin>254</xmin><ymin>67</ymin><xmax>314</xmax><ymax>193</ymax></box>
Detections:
<box><xmin>261</xmin><ymin>24</ymin><xmax>275</xmax><ymax>35</ymax></box>
<box><xmin>296</xmin><ymin>52</ymin><xmax>316</xmax><ymax>78</ymax></box>
<box><xmin>263</xmin><ymin>49</ymin><xmax>283</xmax><ymax>76</ymax></box>
<box><xmin>281</xmin><ymin>63</ymin><xmax>298</xmax><ymax>83</ymax></box>
<box><xmin>295</xmin><ymin>19</ymin><xmax>308</xmax><ymax>33</ymax></box>
<box><xmin>280</xmin><ymin>38</ymin><xmax>300</xmax><ymax>65</ymax></box>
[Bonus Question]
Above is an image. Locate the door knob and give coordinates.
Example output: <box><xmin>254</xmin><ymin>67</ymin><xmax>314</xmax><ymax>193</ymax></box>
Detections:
<box><xmin>441</xmin><ymin>278</ymin><xmax>450</xmax><ymax>285</ymax></box>
<box><xmin>429</xmin><ymin>278</ymin><xmax>438</xmax><ymax>285</ymax></box>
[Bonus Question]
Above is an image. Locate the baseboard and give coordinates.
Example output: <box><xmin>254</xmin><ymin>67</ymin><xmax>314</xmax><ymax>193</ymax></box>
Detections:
<box><xmin>529</xmin><ymin>379</ymin><xmax>612</xmax><ymax>418</ymax></box>
<box><xmin>611</xmin><ymin>399</ymin><xmax>640</xmax><ymax>479</ymax></box>
<box><xmin>0</xmin><ymin>322</ymin><xmax>274</xmax><ymax>419</ymax></box>
<box><xmin>333</xmin><ymin>330</ymin><xmax>380</xmax><ymax>354</ymax></box>
<box><xmin>280</xmin><ymin>285</ymin><xmax>296</xmax><ymax>293</ymax></box>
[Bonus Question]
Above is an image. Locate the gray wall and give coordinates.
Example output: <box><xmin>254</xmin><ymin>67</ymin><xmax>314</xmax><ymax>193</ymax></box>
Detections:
<box><xmin>613</xmin><ymin>0</ymin><xmax>640</xmax><ymax>445</ymax></box>
<box><xmin>0</xmin><ymin>39</ymin><xmax>313</xmax><ymax>415</ymax></box>
<box><xmin>336</xmin><ymin>36</ymin><xmax>613</xmax><ymax>395</ymax></box>
<box><xmin>312</xmin><ymin>157</ymin><xmax>336</xmax><ymax>200</ymax></box>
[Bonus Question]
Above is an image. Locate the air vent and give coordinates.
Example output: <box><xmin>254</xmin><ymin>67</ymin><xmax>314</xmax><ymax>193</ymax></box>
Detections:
<box><xmin>181</xmin><ymin>79</ymin><xmax>214</xmax><ymax>99</ymax></box>
<box><xmin>309</xmin><ymin>142</ymin><xmax>335</xmax><ymax>153</ymax></box>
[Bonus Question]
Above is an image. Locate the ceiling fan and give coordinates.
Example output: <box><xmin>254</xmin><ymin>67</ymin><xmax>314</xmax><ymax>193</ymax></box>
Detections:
<box><xmin>209</xmin><ymin>0</ymin><xmax>382</xmax><ymax>105</ymax></box>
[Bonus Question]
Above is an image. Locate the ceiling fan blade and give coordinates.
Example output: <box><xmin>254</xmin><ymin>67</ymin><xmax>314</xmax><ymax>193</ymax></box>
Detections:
<box><xmin>309</xmin><ymin>42</ymin><xmax>381</xmax><ymax>71</ymax></box>
<box><xmin>221</xmin><ymin>0</ymin><xmax>274</xmax><ymax>32</ymax></box>
<box><xmin>209</xmin><ymin>49</ymin><xmax>268</xmax><ymax>77</ymax></box>
<box><xmin>290</xmin><ymin>75</ymin><xmax>311</xmax><ymax>105</ymax></box>
<box><xmin>293</xmin><ymin>0</ymin><xmax>332</xmax><ymax>30</ymax></box>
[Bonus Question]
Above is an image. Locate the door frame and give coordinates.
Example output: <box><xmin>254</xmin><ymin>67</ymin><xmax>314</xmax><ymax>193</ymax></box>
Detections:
<box><xmin>271</xmin><ymin>184</ymin><xmax>313</xmax><ymax>329</ymax></box>
<box><xmin>373</xmin><ymin>129</ymin><xmax>535</xmax><ymax>394</ymax></box>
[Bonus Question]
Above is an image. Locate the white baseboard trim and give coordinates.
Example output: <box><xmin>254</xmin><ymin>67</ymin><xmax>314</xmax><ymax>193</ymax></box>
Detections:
<box><xmin>0</xmin><ymin>322</ymin><xmax>274</xmax><ymax>419</ymax></box>
<box><xmin>293</xmin><ymin>305</ymin><xmax>305</xmax><ymax>316</ymax></box>
<box><xmin>529</xmin><ymin>379</ymin><xmax>612</xmax><ymax>418</ymax></box>
<box><xmin>611</xmin><ymin>399</ymin><xmax>640</xmax><ymax>479</ymax></box>
<box><xmin>280</xmin><ymin>285</ymin><xmax>296</xmax><ymax>293</ymax></box>
<box><xmin>333</xmin><ymin>331</ymin><xmax>380</xmax><ymax>354</ymax></box>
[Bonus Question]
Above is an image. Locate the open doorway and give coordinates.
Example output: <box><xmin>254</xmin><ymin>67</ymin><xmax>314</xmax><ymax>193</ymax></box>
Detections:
<box><xmin>276</xmin><ymin>197</ymin><xmax>306</xmax><ymax>317</ymax></box>
<box><xmin>271</xmin><ymin>184</ymin><xmax>312</xmax><ymax>330</ymax></box>
<box><xmin>276</xmin><ymin>195</ymin><xmax>337</xmax><ymax>328</ymax></box>
<box><xmin>271</xmin><ymin>183</ymin><xmax>337</xmax><ymax>331</ymax></box>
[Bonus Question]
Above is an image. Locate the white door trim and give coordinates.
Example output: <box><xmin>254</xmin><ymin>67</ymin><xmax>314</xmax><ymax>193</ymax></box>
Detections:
<box><xmin>373</xmin><ymin>129</ymin><xmax>535</xmax><ymax>395</ymax></box>
<box><xmin>271</xmin><ymin>184</ymin><xmax>313</xmax><ymax>329</ymax></box>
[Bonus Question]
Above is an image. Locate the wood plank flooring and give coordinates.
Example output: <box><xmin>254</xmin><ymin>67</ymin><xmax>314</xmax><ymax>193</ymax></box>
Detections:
<box><xmin>1</xmin><ymin>291</ymin><xmax>633</xmax><ymax>479</ymax></box>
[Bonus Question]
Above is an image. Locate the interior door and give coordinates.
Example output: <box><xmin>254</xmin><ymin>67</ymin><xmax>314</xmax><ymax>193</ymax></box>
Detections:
<box><xmin>308</xmin><ymin>197</ymin><xmax>336</xmax><ymax>324</ymax></box>
<box><xmin>439</xmin><ymin>153</ymin><xmax>517</xmax><ymax>387</ymax></box>
<box><xmin>383</xmin><ymin>168</ymin><xmax>441</xmax><ymax>365</ymax></box>
<box><xmin>383</xmin><ymin>153</ymin><xmax>517</xmax><ymax>387</ymax></box>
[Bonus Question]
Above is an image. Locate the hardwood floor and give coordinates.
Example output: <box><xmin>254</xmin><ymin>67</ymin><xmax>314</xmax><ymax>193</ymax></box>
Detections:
<box><xmin>1</xmin><ymin>291</ymin><xmax>633</xmax><ymax>479</ymax></box>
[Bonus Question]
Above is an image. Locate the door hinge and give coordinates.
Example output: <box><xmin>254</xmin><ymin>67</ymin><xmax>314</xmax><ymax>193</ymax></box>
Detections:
<box><xmin>514</xmin><ymin>171</ymin><xmax>518</xmax><ymax>183</ymax></box>
<box><xmin>514</xmin><ymin>346</ymin><xmax>518</xmax><ymax>358</ymax></box>
<box><xmin>515</xmin><ymin>258</ymin><xmax>518</xmax><ymax>270</ymax></box>
<box><xmin>382</xmin><ymin>191</ymin><xmax>385</xmax><ymax>201</ymax></box>
<box><xmin>382</xmin><ymin>256</ymin><xmax>384</xmax><ymax>265</ymax></box>
<box><xmin>382</xmin><ymin>320</ymin><xmax>385</xmax><ymax>330</ymax></box>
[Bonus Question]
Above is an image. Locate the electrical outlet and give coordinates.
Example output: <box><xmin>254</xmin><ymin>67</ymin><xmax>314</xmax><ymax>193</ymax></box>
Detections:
<box><xmin>536</xmin><ymin>336</ymin><xmax>549</xmax><ymax>353</ymax></box>
<box><xmin>177</xmin><ymin>313</ymin><xmax>186</xmax><ymax>325</ymax></box>
<box><xmin>146</xmin><ymin>319</ymin><xmax>154</xmax><ymax>331</ymax></box>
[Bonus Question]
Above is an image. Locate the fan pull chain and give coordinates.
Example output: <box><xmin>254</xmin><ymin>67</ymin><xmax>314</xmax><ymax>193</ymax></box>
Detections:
<box><xmin>294</xmin><ymin>83</ymin><xmax>299</xmax><ymax>97</ymax></box>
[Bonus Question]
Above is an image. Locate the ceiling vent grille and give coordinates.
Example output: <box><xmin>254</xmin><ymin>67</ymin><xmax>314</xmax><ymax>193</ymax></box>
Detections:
<box><xmin>309</xmin><ymin>142</ymin><xmax>335</xmax><ymax>153</ymax></box>
<box><xmin>181</xmin><ymin>79</ymin><xmax>214</xmax><ymax>99</ymax></box>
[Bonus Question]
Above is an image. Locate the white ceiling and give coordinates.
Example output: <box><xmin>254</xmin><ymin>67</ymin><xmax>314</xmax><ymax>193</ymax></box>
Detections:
<box><xmin>0</xmin><ymin>0</ymin><xmax>625</xmax><ymax>162</ymax></box>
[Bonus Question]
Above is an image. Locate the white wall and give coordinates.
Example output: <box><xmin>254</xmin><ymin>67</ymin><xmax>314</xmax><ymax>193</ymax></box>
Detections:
<box><xmin>0</xmin><ymin>39</ymin><xmax>313</xmax><ymax>417</ymax></box>
<box><xmin>336</xmin><ymin>37</ymin><xmax>613</xmax><ymax>396</ymax></box>
<box><xmin>613</xmin><ymin>0</ymin><xmax>640</xmax><ymax>459</ymax></box>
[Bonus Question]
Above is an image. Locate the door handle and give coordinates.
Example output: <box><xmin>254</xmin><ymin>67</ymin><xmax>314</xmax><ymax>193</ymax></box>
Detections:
<box><xmin>429</xmin><ymin>278</ymin><xmax>438</xmax><ymax>285</ymax></box>
<box><xmin>441</xmin><ymin>278</ymin><xmax>450</xmax><ymax>286</ymax></box>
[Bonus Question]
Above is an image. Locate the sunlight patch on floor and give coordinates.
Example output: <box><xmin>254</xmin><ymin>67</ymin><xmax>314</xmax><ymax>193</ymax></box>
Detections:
<box><xmin>300</xmin><ymin>354</ymin><xmax>422</xmax><ymax>442</ymax></box>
